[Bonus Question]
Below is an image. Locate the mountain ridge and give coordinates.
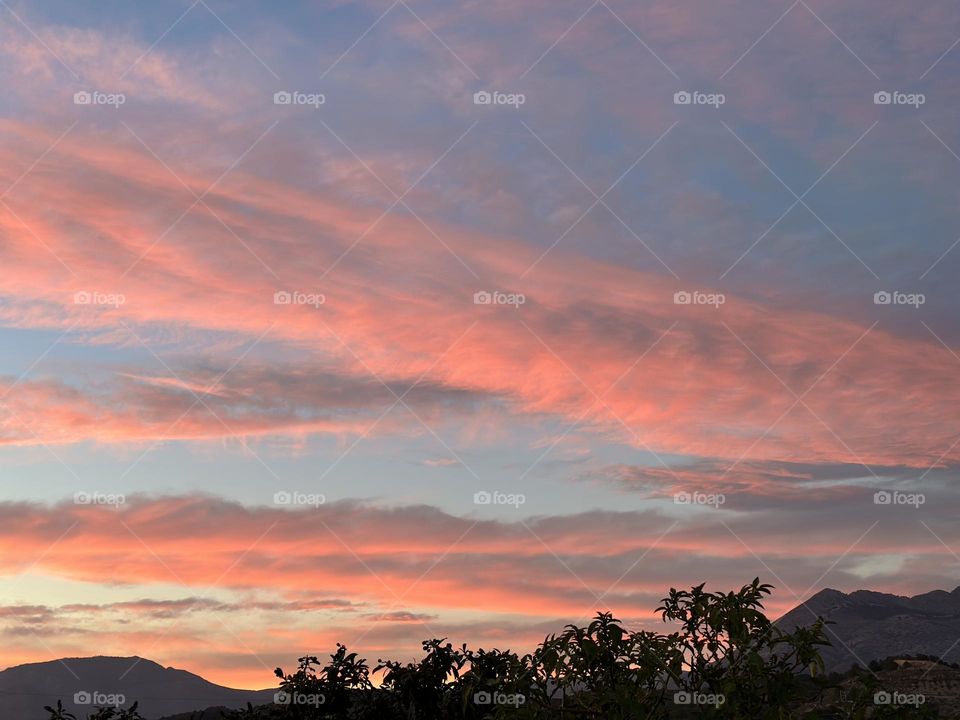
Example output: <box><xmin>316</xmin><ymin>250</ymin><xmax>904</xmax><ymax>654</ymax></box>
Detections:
<box><xmin>777</xmin><ymin>585</ymin><xmax>960</xmax><ymax>674</ymax></box>
<box><xmin>0</xmin><ymin>655</ymin><xmax>274</xmax><ymax>720</ymax></box>
<box><xmin>8</xmin><ymin>587</ymin><xmax>960</xmax><ymax>718</ymax></box>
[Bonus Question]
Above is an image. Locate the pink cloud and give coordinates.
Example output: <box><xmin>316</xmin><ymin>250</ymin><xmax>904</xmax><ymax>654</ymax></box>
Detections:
<box><xmin>0</xmin><ymin>120</ymin><xmax>958</xmax><ymax>468</ymax></box>
<box><xmin>0</xmin><ymin>494</ymin><xmax>955</xmax><ymax>685</ymax></box>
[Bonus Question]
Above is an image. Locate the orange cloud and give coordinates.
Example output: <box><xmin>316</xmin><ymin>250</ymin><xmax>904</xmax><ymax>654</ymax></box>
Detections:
<box><xmin>0</xmin><ymin>494</ymin><xmax>956</xmax><ymax>686</ymax></box>
<box><xmin>1</xmin><ymin>118</ymin><xmax>959</xmax><ymax>468</ymax></box>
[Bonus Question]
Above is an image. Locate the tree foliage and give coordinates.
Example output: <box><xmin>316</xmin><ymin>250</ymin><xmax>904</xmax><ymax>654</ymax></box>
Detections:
<box><xmin>47</xmin><ymin>580</ymin><xmax>938</xmax><ymax>719</ymax></box>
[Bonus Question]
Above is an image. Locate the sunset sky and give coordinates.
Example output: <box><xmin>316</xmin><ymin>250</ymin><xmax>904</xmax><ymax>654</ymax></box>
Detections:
<box><xmin>1</xmin><ymin>0</ymin><xmax>960</xmax><ymax>689</ymax></box>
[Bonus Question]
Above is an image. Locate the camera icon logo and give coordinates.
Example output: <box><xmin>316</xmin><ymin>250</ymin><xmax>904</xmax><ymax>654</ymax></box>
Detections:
<box><xmin>874</xmin><ymin>490</ymin><xmax>892</xmax><ymax>505</ymax></box>
<box><xmin>674</xmin><ymin>691</ymin><xmax>692</xmax><ymax>704</ymax></box>
<box><xmin>74</xmin><ymin>491</ymin><xmax>92</xmax><ymax>505</ymax></box>
<box><xmin>274</xmin><ymin>691</ymin><xmax>292</xmax><ymax>705</ymax></box>
<box><xmin>874</xmin><ymin>691</ymin><xmax>892</xmax><ymax>705</ymax></box>
<box><xmin>273</xmin><ymin>491</ymin><xmax>292</xmax><ymax>505</ymax></box>
<box><xmin>874</xmin><ymin>91</ymin><xmax>892</xmax><ymax>105</ymax></box>
<box><xmin>673</xmin><ymin>492</ymin><xmax>691</xmax><ymax>505</ymax></box>
<box><xmin>674</xmin><ymin>91</ymin><xmax>691</xmax><ymax>105</ymax></box>
<box><xmin>673</xmin><ymin>290</ymin><xmax>691</xmax><ymax>305</ymax></box>
<box><xmin>73</xmin><ymin>91</ymin><xmax>92</xmax><ymax>105</ymax></box>
<box><xmin>274</xmin><ymin>290</ymin><xmax>292</xmax><ymax>305</ymax></box>
<box><xmin>474</xmin><ymin>491</ymin><xmax>492</xmax><ymax>505</ymax></box>
<box><xmin>474</xmin><ymin>290</ymin><xmax>492</xmax><ymax>305</ymax></box>
<box><xmin>873</xmin><ymin>290</ymin><xmax>891</xmax><ymax>305</ymax></box>
<box><xmin>74</xmin><ymin>691</ymin><xmax>92</xmax><ymax>704</ymax></box>
<box><xmin>74</xmin><ymin>290</ymin><xmax>92</xmax><ymax>304</ymax></box>
<box><xmin>473</xmin><ymin>691</ymin><xmax>492</xmax><ymax>704</ymax></box>
<box><xmin>274</xmin><ymin>91</ymin><xmax>292</xmax><ymax>105</ymax></box>
<box><xmin>473</xmin><ymin>91</ymin><xmax>492</xmax><ymax>105</ymax></box>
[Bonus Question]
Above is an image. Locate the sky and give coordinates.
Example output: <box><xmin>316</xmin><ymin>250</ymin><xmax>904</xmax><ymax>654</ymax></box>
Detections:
<box><xmin>1</xmin><ymin>0</ymin><xmax>959</xmax><ymax>690</ymax></box>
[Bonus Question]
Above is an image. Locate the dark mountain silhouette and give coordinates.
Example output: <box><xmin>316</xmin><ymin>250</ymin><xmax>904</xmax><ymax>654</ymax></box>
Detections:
<box><xmin>0</xmin><ymin>656</ymin><xmax>274</xmax><ymax>720</ymax></box>
<box><xmin>11</xmin><ymin>586</ymin><xmax>960</xmax><ymax>718</ymax></box>
<box><xmin>776</xmin><ymin>586</ymin><xmax>960</xmax><ymax>674</ymax></box>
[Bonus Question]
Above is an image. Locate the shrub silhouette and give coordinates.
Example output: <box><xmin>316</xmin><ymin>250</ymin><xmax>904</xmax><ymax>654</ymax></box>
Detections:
<box><xmin>44</xmin><ymin>699</ymin><xmax>145</xmax><ymax>719</ymax></box>
<box><xmin>47</xmin><ymin>580</ymin><xmax>938</xmax><ymax>718</ymax></box>
<box><xmin>270</xmin><ymin>643</ymin><xmax>374</xmax><ymax>717</ymax></box>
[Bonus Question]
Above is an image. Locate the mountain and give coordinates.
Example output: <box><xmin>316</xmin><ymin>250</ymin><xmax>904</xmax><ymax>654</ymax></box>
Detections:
<box><xmin>0</xmin><ymin>656</ymin><xmax>275</xmax><ymax>720</ymax></box>
<box><xmin>11</xmin><ymin>590</ymin><xmax>960</xmax><ymax>718</ymax></box>
<box><xmin>776</xmin><ymin>586</ymin><xmax>960</xmax><ymax>674</ymax></box>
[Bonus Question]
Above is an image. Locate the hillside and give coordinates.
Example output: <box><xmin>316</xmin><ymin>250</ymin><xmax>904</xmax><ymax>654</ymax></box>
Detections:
<box><xmin>0</xmin><ymin>656</ymin><xmax>274</xmax><ymax>720</ymax></box>
<box><xmin>777</xmin><ymin>586</ymin><xmax>960</xmax><ymax>674</ymax></box>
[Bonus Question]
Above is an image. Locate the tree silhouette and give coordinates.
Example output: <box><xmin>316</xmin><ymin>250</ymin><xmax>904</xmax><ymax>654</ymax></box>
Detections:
<box><xmin>47</xmin><ymin>580</ymin><xmax>940</xmax><ymax>718</ymax></box>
